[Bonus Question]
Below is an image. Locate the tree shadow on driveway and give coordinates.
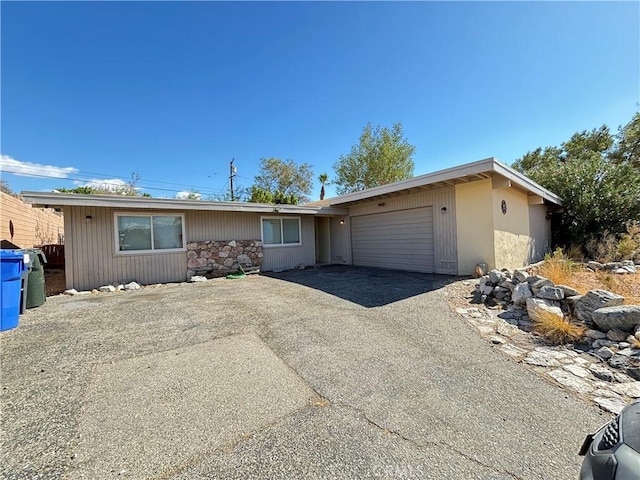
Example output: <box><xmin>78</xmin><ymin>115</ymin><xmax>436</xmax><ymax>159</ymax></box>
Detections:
<box><xmin>263</xmin><ymin>265</ymin><xmax>461</xmax><ymax>308</ymax></box>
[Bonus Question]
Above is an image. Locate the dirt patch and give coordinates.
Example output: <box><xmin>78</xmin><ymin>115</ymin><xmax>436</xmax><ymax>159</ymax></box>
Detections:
<box><xmin>45</xmin><ymin>269</ymin><xmax>66</xmax><ymax>296</ymax></box>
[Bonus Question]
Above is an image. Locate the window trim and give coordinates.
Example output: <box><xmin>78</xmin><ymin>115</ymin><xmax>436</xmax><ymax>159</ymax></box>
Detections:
<box><xmin>114</xmin><ymin>212</ymin><xmax>186</xmax><ymax>255</ymax></box>
<box><xmin>260</xmin><ymin>216</ymin><xmax>302</xmax><ymax>248</ymax></box>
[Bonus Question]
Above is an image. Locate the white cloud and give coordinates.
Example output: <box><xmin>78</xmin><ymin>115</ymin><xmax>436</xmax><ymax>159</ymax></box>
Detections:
<box><xmin>0</xmin><ymin>154</ymin><xmax>79</xmax><ymax>178</ymax></box>
<box><xmin>176</xmin><ymin>191</ymin><xmax>202</xmax><ymax>200</ymax></box>
<box><xmin>75</xmin><ymin>178</ymin><xmax>130</xmax><ymax>191</ymax></box>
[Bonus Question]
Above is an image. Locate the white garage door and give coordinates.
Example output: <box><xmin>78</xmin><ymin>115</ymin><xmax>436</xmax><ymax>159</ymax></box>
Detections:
<box><xmin>351</xmin><ymin>206</ymin><xmax>434</xmax><ymax>273</ymax></box>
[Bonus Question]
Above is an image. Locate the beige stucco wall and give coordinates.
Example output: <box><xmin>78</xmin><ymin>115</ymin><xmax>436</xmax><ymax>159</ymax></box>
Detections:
<box><xmin>492</xmin><ymin>186</ymin><xmax>532</xmax><ymax>270</ymax></box>
<box><xmin>1</xmin><ymin>192</ymin><xmax>64</xmax><ymax>247</ymax></box>
<box><xmin>528</xmin><ymin>204</ymin><xmax>551</xmax><ymax>262</ymax></box>
<box><xmin>455</xmin><ymin>180</ymin><xmax>494</xmax><ymax>275</ymax></box>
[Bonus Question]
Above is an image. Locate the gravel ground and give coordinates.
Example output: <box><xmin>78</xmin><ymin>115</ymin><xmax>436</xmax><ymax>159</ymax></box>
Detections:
<box><xmin>1</xmin><ymin>265</ymin><xmax>607</xmax><ymax>479</ymax></box>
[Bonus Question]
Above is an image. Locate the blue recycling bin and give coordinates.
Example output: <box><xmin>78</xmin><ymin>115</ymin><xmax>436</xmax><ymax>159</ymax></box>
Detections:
<box><xmin>1</xmin><ymin>250</ymin><xmax>26</xmax><ymax>332</ymax></box>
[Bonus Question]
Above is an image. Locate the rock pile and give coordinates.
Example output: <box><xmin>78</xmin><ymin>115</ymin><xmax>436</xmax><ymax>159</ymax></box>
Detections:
<box><xmin>467</xmin><ymin>267</ymin><xmax>640</xmax><ymax>411</ymax></box>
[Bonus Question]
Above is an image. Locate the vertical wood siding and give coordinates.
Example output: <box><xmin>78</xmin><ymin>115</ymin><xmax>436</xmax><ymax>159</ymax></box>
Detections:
<box><xmin>65</xmin><ymin>207</ymin><xmax>317</xmax><ymax>290</ymax></box>
<box><xmin>261</xmin><ymin>216</ymin><xmax>316</xmax><ymax>271</ymax></box>
<box><xmin>347</xmin><ymin>187</ymin><xmax>457</xmax><ymax>274</ymax></box>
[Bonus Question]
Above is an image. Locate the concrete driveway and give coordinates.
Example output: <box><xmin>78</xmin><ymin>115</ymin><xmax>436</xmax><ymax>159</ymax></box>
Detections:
<box><xmin>1</xmin><ymin>266</ymin><xmax>606</xmax><ymax>479</ymax></box>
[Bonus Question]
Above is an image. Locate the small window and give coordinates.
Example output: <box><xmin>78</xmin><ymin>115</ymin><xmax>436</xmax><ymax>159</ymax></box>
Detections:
<box><xmin>115</xmin><ymin>213</ymin><xmax>185</xmax><ymax>253</ymax></box>
<box><xmin>261</xmin><ymin>217</ymin><xmax>301</xmax><ymax>246</ymax></box>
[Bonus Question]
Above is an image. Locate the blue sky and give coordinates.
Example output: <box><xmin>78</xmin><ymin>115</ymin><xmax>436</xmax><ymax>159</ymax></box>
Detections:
<box><xmin>1</xmin><ymin>1</ymin><xmax>638</xmax><ymax>200</ymax></box>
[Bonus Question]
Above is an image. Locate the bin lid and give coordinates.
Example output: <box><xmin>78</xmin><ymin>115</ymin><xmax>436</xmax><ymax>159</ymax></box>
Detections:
<box><xmin>0</xmin><ymin>249</ymin><xmax>25</xmax><ymax>261</ymax></box>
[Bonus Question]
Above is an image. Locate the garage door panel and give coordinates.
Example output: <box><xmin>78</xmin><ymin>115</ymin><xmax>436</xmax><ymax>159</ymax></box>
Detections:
<box><xmin>351</xmin><ymin>207</ymin><xmax>434</xmax><ymax>273</ymax></box>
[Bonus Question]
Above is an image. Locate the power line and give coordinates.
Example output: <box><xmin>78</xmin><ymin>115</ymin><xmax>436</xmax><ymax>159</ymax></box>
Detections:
<box><xmin>1</xmin><ymin>170</ymin><xmax>229</xmax><ymax>196</ymax></box>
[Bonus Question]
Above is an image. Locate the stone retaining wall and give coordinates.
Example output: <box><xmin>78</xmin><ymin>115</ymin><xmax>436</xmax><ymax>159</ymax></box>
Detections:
<box><xmin>186</xmin><ymin>240</ymin><xmax>263</xmax><ymax>277</ymax></box>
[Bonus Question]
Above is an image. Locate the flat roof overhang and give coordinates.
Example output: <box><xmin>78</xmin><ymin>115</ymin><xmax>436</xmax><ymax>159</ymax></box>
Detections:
<box><xmin>20</xmin><ymin>192</ymin><xmax>349</xmax><ymax>216</ymax></box>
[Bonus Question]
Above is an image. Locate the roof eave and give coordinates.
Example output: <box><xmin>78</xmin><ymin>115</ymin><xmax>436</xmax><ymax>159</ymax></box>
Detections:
<box><xmin>327</xmin><ymin>157</ymin><xmax>562</xmax><ymax>206</ymax></box>
<box><xmin>20</xmin><ymin>192</ymin><xmax>349</xmax><ymax>216</ymax></box>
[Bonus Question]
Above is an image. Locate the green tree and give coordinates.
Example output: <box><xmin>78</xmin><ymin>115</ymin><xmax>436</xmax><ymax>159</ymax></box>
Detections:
<box><xmin>252</xmin><ymin>158</ymin><xmax>312</xmax><ymax>204</ymax></box>
<box><xmin>333</xmin><ymin>122</ymin><xmax>415</xmax><ymax>195</ymax></box>
<box><xmin>318</xmin><ymin>173</ymin><xmax>329</xmax><ymax>200</ymax></box>
<box><xmin>248</xmin><ymin>186</ymin><xmax>298</xmax><ymax>205</ymax></box>
<box><xmin>512</xmin><ymin>113</ymin><xmax>640</xmax><ymax>247</ymax></box>
<box><xmin>57</xmin><ymin>173</ymin><xmax>144</xmax><ymax>196</ymax></box>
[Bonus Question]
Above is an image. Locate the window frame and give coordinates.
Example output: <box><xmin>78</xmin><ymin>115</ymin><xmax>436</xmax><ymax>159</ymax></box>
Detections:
<box><xmin>114</xmin><ymin>212</ymin><xmax>186</xmax><ymax>255</ymax></box>
<box><xmin>260</xmin><ymin>216</ymin><xmax>302</xmax><ymax>248</ymax></box>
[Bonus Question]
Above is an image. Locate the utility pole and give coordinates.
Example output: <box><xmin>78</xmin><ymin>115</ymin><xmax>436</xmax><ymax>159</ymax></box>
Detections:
<box><xmin>229</xmin><ymin>158</ymin><xmax>237</xmax><ymax>201</ymax></box>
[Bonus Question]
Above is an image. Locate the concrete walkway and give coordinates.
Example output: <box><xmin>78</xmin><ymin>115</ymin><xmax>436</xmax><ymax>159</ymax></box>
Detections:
<box><xmin>0</xmin><ymin>266</ymin><xmax>606</xmax><ymax>479</ymax></box>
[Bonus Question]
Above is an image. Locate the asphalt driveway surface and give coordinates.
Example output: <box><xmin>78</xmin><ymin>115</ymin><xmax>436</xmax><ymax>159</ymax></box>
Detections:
<box><xmin>1</xmin><ymin>266</ymin><xmax>606</xmax><ymax>479</ymax></box>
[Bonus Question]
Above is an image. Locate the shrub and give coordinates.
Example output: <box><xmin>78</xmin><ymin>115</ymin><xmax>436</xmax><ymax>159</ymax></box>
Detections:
<box><xmin>537</xmin><ymin>248</ymin><xmax>582</xmax><ymax>285</ymax></box>
<box><xmin>533</xmin><ymin>310</ymin><xmax>586</xmax><ymax>345</ymax></box>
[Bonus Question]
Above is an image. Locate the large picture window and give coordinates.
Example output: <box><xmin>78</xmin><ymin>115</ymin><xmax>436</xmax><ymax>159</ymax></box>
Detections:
<box><xmin>261</xmin><ymin>217</ymin><xmax>301</xmax><ymax>246</ymax></box>
<box><xmin>115</xmin><ymin>214</ymin><xmax>185</xmax><ymax>253</ymax></box>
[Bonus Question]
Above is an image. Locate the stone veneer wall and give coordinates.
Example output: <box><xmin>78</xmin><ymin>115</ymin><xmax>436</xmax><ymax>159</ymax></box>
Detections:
<box><xmin>186</xmin><ymin>240</ymin><xmax>263</xmax><ymax>277</ymax></box>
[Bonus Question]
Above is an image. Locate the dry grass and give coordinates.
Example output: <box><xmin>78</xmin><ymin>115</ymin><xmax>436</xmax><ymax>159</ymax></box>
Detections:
<box><xmin>532</xmin><ymin>309</ymin><xmax>586</xmax><ymax>345</ymax></box>
<box><xmin>631</xmin><ymin>337</ymin><xmax>640</xmax><ymax>349</ymax></box>
<box><xmin>534</xmin><ymin>248</ymin><xmax>640</xmax><ymax>303</ymax></box>
<box><xmin>536</xmin><ymin>249</ymin><xmax>582</xmax><ymax>287</ymax></box>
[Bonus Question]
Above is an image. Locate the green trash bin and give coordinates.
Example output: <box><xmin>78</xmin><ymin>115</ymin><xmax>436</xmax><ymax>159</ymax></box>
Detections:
<box><xmin>23</xmin><ymin>249</ymin><xmax>47</xmax><ymax>308</ymax></box>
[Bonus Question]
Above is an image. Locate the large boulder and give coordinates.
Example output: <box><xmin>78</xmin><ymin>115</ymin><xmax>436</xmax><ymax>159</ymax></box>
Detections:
<box><xmin>592</xmin><ymin>305</ymin><xmax>640</xmax><ymax>332</ymax></box>
<box><xmin>512</xmin><ymin>282</ymin><xmax>533</xmax><ymax>306</ymax></box>
<box><xmin>536</xmin><ymin>286</ymin><xmax>564</xmax><ymax>301</ymax></box>
<box><xmin>573</xmin><ymin>290</ymin><xmax>625</xmax><ymax>323</ymax></box>
<box><xmin>526</xmin><ymin>297</ymin><xmax>564</xmax><ymax>322</ymax></box>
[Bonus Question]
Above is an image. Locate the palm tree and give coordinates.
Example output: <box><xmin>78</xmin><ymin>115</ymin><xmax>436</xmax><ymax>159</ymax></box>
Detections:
<box><xmin>319</xmin><ymin>173</ymin><xmax>329</xmax><ymax>201</ymax></box>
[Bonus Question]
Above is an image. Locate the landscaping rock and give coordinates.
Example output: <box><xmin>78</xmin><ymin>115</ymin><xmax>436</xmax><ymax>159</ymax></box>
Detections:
<box><xmin>592</xmin><ymin>339</ymin><xmax>617</xmax><ymax>349</ymax></box>
<box><xmin>610</xmin><ymin>382</ymin><xmax>640</xmax><ymax>398</ymax></box>
<box><xmin>614</xmin><ymin>372</ymin><xmax>635</xmax><ymax>383</ymax></box>
<box><xmin>547</xmin><ymin>369</ymin><xmax>594</xmax><ymax>394</ymax></box>
<box><xmin>530</xmin><ymin>278</ymin><xmax>554</xmax><ymax>295</ymax></box>
<box><xmin>536</xmin><ymin>286</ymin><xmax>564</xmax><ymax>301</ymax></box>
<box><xmin>490</xmin><ymin>336</ymin><xmax>506</xmax><ymax>345</ymax></box>
<box><xmin>587</xmin><ymin>261</ymin><xmax>604</xmax><ymax>271</ymax></box>
<box><xmin>593</xmin><ymin>397</ymin><xmax>627</xmax><ymax>414</ymax></box>
<box><xmin>589</xmin><ymin>364</ymin><xmax>615</xmax><ymax>382</ymax></box>
<box><xmin>496</xmin><ymin>322</ymin><xmax>520</xmax><ymax>338</ymax></box>
<box><xmin>585</xmin><ymin>329</ymin><xmax>607</xmax><ymax>340</ymax></box>
<box><xmin>557</xmin><ymin>285</ymin><xmax>581</xmax><ymax>297</ymax></box>
<box><xmin>99</xmin><ymin>285</ymin><xmax>116</xmax><ymax>293</ymax></box>
<box><xmin>626</xmin><ymin>367</ymin><xmax>640</xmax><ymax>381</ymax></box>
<box><xmin>526</xmin><ymin>297</ymin><xmax>563</xmax><ymax>322</ymax></box>
<box><xmin>64</xmin><ymin>289</ymin><xmax>79</xmax><ymax>295</ymax></box>
<box><xmin>563</xmin><ymin>364</ymin><xmax>590</xmax><ymax>378</ymax></box>
<box><xmin>524</xmin><ymin>350</ymin><xmax>563</xmax><ymax>367</ymax></box>
<box><xmin>124</xmin><ymin>281</ymin><xmax>141</xmax><ymax>291</ymax></box>
<box><xmin>607</xmin><ymin>328</ymin><xmax>629</xmax><ymax>342</ymax></box>
<box><xmin>512</xmin><ymin>282</ymin><xmax>533</xmax><ymax>306</ymax></box>
<box><xmin>478</xmin><ymin>276</ymin><xmax>494</xmax><ymax>295</ymax></box>
<box><xmin>592</xmin><ymin>305</ymin><xmax>640</xmax><ymax>332</ymax></box>
<box><xmin>594</xmin><ymin>347</ymin><xmax>615</xmax><ymax>360</ymax></box>
<box><xmin>189</xmin><ymin>276</ymin><xmax>207</xmax><ymax>283</ymax></box>
<box><xmin>574</xmin><ymin>290</ymin><xmax>625</xmax><ymax>323</ymax></box>
<box><xmin>488</xmin><ymin>269</ymin><xmax>505</xmax><ymax>285</ymax></box>
<box><xmin>513</xmin><ymin>269</ymin><xmax>529</xmax><ymax>283</ymax></box>
<box><xmin>609</xmin><ymin>355</ymin><xmax>632</xmax><ymax>369</ymax></box>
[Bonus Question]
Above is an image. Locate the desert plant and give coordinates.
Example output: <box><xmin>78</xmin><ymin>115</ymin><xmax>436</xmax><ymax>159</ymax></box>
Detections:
<box><xmin>565</xmin><ymin>243</ymin><xmax>586</xmax><ymax>262</ymax></box>
<box><xmin>532</xmin><ymin>310</ymin><xmax>586</xmax><ymax>345</ymax></box>
<box><xmin>585</xmin><ymin>231</ymin><xmax>619</xmax><ymax>263</ymax></box>
<box><xmin>616</xmin><ymin>236</ymin><xmax>637</xmax><ymax>260</ymax></box>
<box><xmin>537</xmin><ymin>248</ymin><xmax>582</xmax><ymax>285</ymax></box>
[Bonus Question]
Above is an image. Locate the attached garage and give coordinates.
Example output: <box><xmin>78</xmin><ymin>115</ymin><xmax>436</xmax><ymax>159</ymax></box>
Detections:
<box><xmin>351</xmin><ymin>207</ymin><xmax>434</xmax><ymax>272</ymax></box>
